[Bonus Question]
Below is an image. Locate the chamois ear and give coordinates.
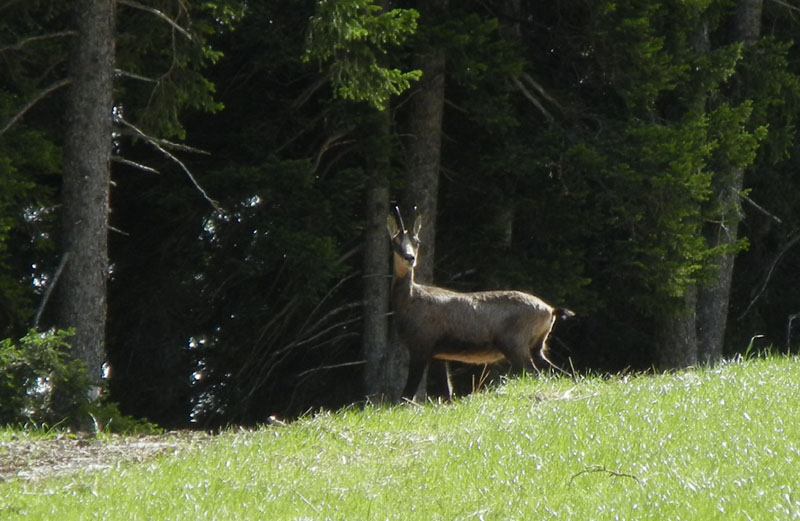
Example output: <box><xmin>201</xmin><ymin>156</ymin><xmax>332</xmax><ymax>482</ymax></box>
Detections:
<box><xmin>411</xmin><ymin>214</ymin><xmax>423</xmax><ymax>239</ymax></box>
<box><xmin>386</xmin><ymin>213</ymin><xmax>399</xmax><ymax>238</ymax></box>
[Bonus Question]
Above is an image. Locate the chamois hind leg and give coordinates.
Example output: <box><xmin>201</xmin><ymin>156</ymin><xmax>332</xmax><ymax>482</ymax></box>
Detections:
<box><xmin>535</xmin><ymin>328</ymin><xmax>570</xmax><ymax>375</ymax></box>
<box><xmin>402</xmin><ymin>355</ymin><xmax>427</xmax><ymax>402</ymax></box>
<box><xmin>497</xmin><ymin>337</ymin><xmax>536</xmax><ymax>376</ymax></box>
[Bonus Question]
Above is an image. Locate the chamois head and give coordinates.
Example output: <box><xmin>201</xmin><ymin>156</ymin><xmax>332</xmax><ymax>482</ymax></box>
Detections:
<box><xmin>386</xmin><ymin>205</ymin><xmax>422</xmax><ymax>277</ymax></box>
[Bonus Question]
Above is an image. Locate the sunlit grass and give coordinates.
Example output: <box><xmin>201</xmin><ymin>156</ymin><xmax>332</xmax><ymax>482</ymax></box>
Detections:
<box><xmin>0</xmin><ymin>424</ymin><xmax>63</xmax><ymax>442</ymax></box>
<box><xmin>2</xmin><ymin>355</ymin><xmax>800</xmax><ymax>520</ymax></box>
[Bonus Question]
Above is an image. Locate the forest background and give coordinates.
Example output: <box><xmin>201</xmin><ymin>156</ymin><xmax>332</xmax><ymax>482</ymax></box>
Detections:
<box><xmin>1</xmin><ymin>0</ymin><xmax>799</xmax><ymax>428</ymax></box>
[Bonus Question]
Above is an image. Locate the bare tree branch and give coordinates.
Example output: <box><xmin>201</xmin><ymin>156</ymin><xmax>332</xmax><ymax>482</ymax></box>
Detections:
<box><xmin>511</xmin><ymin>75</ymin><xmax>554</xmax><ymax>122</ymax></box>
<box><xmin>317</xmin><ymin>145</ymin><xmax>357</xmax><ymax>180</ymax></box>
<box><xmin>569</xmin><ymin>465</ymin><xmax>641</xmax><ymax>487</ymax></box>
<box><xmin>737</xmin><ymin>187</ymin><xmax>783</xmax><ymax>224</ymax></box>
<box><xmin>33</xmin><ymin>252</ymin><xmax>71</xmax><ymax>329</ymax></box>
<box><xmin>296</xmin><ymin>360</ymin><xmax>367</xmax><ymax>378</ymax></box>
<box><xmin>112</xmin><ymin>155</ymin><xmax>160</xmax><ymax>174</ymax></box>
<box><xmin>312</xmin><ymin>125</ymin><xmax>355</xmax><ymax>173</ymax></box>
<box><xmin>115</xmin><ymin>68</ymin><xmax>158</xmax><ymax>83</ymax></box>
<box><xmin>114</xmin><ymin>117</ymin><xmax>223</xmax><ymax>213</ymax></box>
<box><xmin>117</xmin><ymin>127</ymin><xmax>210</xmax><ymax>154</ymax></box>
<box><xmin>0</xmin><ymin>0</ymin><xmax>28</xmax><ymax>14</ymax></box>
<box><xmin>117</xmin><ymin>0</ymin><xmax>193</xmax><ymax>41</ymax></box>
<box><xmin>0</xmin><ymin>78</ymin><xmax>71</xmax><ymax>136</ymax></box>
<box><xmin>298</xmin><ymin>269</ymin><xmax>360</xmax><ymax>337</ymax></box>
<box><xmin>738</xmin><ymin>228</ymin><xmax>800</xmax><ymax>319</ymax></box>
<box><xmin>109</xmin><ymin>225</ymin><xmax>131</xmax><ymax>236</ymax></box>
<box><xmin>0</xmin><ymin>30</ymin><xmax>76</xmax><ymax>53</ymax></box>
<box><xmin>153</xmin><ymin>137</ymin><xmax>211</xmax><ymax>155</ymax></box>
<box><xmin>284</xmin><ymin>313</ymin><xmax>362</xmax><ymax>353</ymax></box>
<box><xmin>769</xmin><ymin>0</ymin><xmax>800</xmax><ymax>14</ymax></box>
<box><xmin>291</xmin><ymin>69</ymin><xmax>334</xmax><ymax>111</ymax></box>
<box><xmin>275</xmin><ymin>109</ymin><xmax>330</xmax><ymax>154</ymax></box>
<box><xmin>519</xmin><ymin>72</ymin><xmax>563</xmax><ymax>112</ymax></box>
<box><xmin>240</xmin><ymin>271</ymin><xmax>362</xmax><ymax>403</ymax></box>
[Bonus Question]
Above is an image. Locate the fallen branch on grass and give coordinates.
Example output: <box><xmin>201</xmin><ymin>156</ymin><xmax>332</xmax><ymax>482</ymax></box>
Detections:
<box><xmin>569</xmin><ymin>465</ymin><xmax>642</xmax><ymax>487</ymax></box>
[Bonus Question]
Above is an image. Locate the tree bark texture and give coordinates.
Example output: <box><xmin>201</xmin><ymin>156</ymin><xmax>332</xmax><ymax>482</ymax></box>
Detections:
<box><xmin>734</xmin><ymin>0</ymin><xmax>763</xmax><ymax>46</ymax></box>
<box><xmin>401</xmin><ymin>0</ymin><xmax>447</xmax><ymax>399</ymax></box>
<box><xmin>651</xmin><ymin>15</ymin><xmax>707</xmax><ymax>370</ymax></box>
<box><xmin>56</xmin><ymin>0</ymin><xmax>115</xmax><ymax>382</ymax></box>
<box><xmin>696</xmin><ymin>0</ymin><xmax>762</xmax><ymax>364</ymax></box>
<box><xmin>402</xmin><ymin>0</ymin><xmax>447</xmax><ymax>286</ymax></box>
<box><xmin>654</xmin><ymin>287</ymin><xmax>699</xmax><ymax>369</ymax></box>
<box><xmin>361</xmin><ymin>0</ymin><xmax>408</xmax><ymax>401</ymax></box>
<box><xmin>696</xmin><ymin>167</ymin><xmax>744</xmax><ymax>364</ymax></box>
<box><xmin>362</xmin><ymin>146</ymin><xmax>401</xmax><ymax>400</ymax></box>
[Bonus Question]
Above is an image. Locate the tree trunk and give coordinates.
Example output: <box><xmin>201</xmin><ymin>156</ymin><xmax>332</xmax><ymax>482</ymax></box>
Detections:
<box><xmin>402</xmin><ymin>0</ymin><xmax>447</xmax><ymax>285</ymax></box>
<box><xmin>402</xmin><ymin>0</ymin><xmax>447</xmax><ymax>398</ymax></box>
<box><xmin>696</xmin><ymin>0</ymin><xmax>762</xmax><ymax>364</ymax></box>
<box><xmin>56</xmin><ymin>0</ymin><xmax>115</xmax><ymax>383</ymax></box>
<box><xmin>651</xmin><ymin>15</ymin><xmax>706</xmax><ymax>371</ymax></box>
<box><xmin>362</xmin><ymin>0</ymin><xmax>406</xmax><ymax>401</ymax></box>
<box><xmin>733</xmin><ymin>0</ymin><xmax>763</xmax><ymax>46</ymax></box>
<box><xmin>654</xmin><ymin>287</ymin><xmax>699</xmax><ymax>369</ymax></box>
<box><xmin>655</xmin><ymin>0</ymin><xmax>762</xmax><ymax>369</ymax></box>
<box><xmin>696</xmin><ymin>167</ymin><xmax>744</xmax><ymax>364</ymax></box>
<box><xmin>361</xmin><ymin>115</ymin><xmax>399</xmax><ymax>400</ymax></box>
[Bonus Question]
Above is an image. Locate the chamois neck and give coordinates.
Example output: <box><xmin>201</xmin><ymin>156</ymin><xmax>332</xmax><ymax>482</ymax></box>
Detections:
<box><xmin>391</xmin><ymin>272</ymin><xmax>415</xmax><ymax>310</ymax></box>
<box><xmin>392</xmin><ymin>253</ymin><xmax>414</xmax><ymax>281</ymax></box>
<box><xmin>391</xmin><ymin>254</ymin><xmax>416</xmax><ymax>293</ymax></box>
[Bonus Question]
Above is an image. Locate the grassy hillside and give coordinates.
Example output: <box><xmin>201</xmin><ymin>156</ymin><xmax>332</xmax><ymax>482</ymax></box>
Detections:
<box><xmin>2</xmin><ymin>356</ymin><xmax>800</xmax><ymax>520</ymax></box>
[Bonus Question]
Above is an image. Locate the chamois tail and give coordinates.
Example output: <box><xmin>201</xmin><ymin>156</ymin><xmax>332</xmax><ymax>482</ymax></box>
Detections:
<box><xmin>555</xmin><ymin>308</ymin><xmax>576</xmax><ymax>321</ymax></box>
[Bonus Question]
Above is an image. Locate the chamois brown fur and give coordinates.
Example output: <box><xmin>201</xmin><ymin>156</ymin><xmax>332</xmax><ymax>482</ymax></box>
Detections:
<box><xmin>387</xmin><ymin>207</ymin><xmax>574</xmax><ymax>400</ymax></box>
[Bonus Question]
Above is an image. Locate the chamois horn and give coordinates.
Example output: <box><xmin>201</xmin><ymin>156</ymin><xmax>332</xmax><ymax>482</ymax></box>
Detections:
<box><xmin>391</xmin><ymin>204</ymin><xmax>405</xmax><ymax>232</ymax></box>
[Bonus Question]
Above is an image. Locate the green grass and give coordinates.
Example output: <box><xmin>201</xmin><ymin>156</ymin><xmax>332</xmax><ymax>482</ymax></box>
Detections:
<box><xmin>0</xmin><ymin>426</ymin><xmax>59</xmax><ymax>442</ymax></box>
<box><xmin>2</xmin><ymin>356</ymin><xmax>800</xmax><ymax>520</ymax></box>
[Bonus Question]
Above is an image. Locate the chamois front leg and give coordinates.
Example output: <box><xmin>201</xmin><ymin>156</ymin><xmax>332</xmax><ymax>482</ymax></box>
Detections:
<box><xmin>403</xmin><ymin>354</ymin><xmax>427</xmax><ymax>401</ymax></box>
<box><xmin>429</xmin><ymin>360</ymin><xmax>453</xmax><ymax>399</ymax></box>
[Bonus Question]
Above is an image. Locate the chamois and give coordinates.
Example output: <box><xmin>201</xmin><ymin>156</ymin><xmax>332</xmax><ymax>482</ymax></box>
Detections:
<box><xmin>387</xmin><ymin>206</ymin><xmax>574</xmax><ymax>400</ymax></box>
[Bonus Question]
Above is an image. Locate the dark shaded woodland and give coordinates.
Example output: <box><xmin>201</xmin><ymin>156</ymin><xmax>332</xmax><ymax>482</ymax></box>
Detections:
<box><xmin>2</xmin><ymin>0</ymin><xmax>799</xmax><ymax>427</ymax></box>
